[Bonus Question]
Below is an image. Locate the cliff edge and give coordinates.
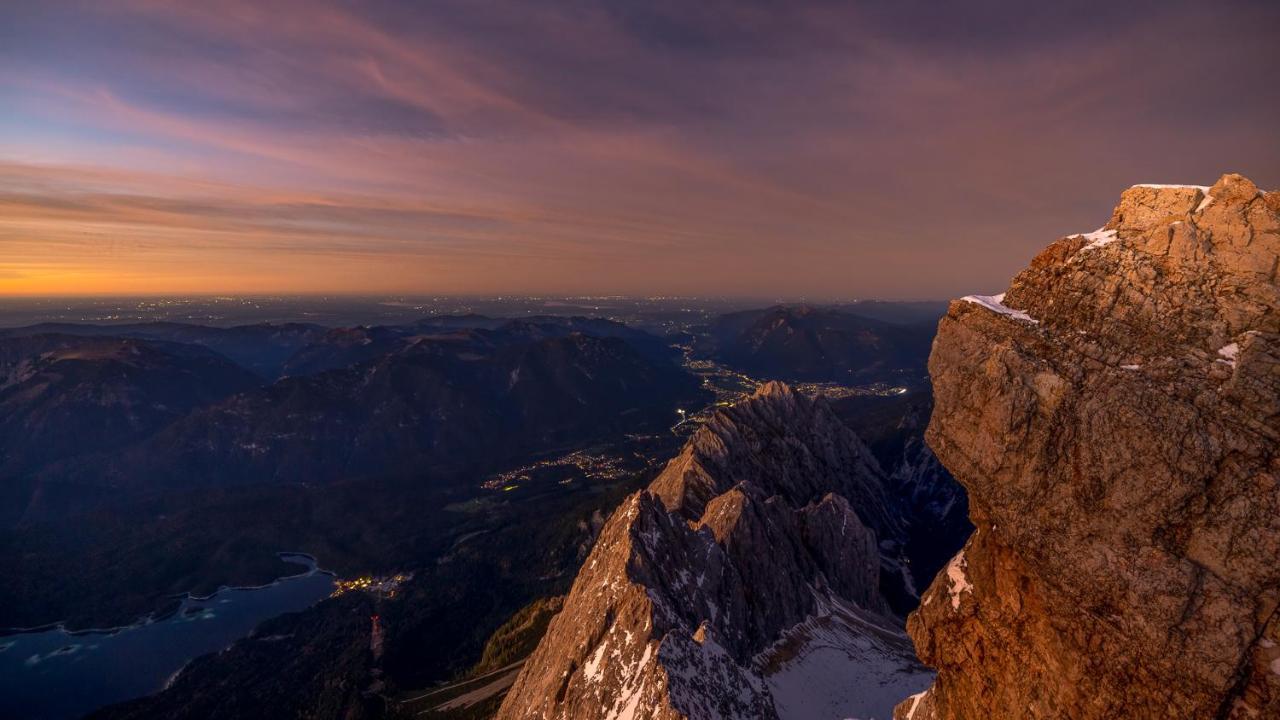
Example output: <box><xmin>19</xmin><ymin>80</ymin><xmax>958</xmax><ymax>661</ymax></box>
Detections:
<box><xmin>898</xmin><ymin>174</ymin><xmax>1279</xmax><ymax>719</ymax></box>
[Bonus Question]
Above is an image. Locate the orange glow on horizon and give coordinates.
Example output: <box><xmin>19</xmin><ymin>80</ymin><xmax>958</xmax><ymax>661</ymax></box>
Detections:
<box><xmin>2</xmin><ymin>2</ymin><xmax>1276</xmax><ymax>300</ymax></box>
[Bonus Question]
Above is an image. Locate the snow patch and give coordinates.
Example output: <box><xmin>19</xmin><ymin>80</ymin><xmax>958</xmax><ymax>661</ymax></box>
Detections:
<box><xmin>602</xmin><ymin>642</ymin><xmax>653</xmax><ymax>720</ymax></box>
<box><xmin>1129</xmin><ymin>184</ymin><xmax>1218</xmax><ymax>212</ymax></box>
<box><xmin>759</xmin><ymin>596</ymin><xmax>933</xmax><ymax>720</ymax></box>
<box><xmin>944</xmin><ymin>551</ymin><xmax>972</xmax><ymax>610</ymax></box>
<box><xmin>1074</xmin><ymin>228</ymin><xmax>1118</xmax><ymax>251</ymax></box>
<box><xmin>1217</xmin><ymin>343</ymin><xmax>1240</xmax><ymax>367</ymax></box>
<box><xmin>1132</xmin><ymin>184</ymin><xmax>1211</xmax><ymax>191</ymax></box>
<box><xmin>961</xmin><ymin>293</ymin><xmax>1038</xmax><ymax>324</ymax></box>
<box><xmin>583</xmin><ymin>641</ymin><xmax>608</xmax><ymax>683</ymax></box>
<box><xmin>1120</xmin><ymin>364</ymin><xmax>1141</xmax><ymax>371</ymax></box>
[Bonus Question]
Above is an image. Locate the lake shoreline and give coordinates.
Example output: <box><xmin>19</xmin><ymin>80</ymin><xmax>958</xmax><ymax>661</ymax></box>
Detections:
<box><xmin>0</xmin><ymin>552</ymin><xmax>338</xmax><ymax>720</ymax></box>
<box><xmin>0</xmin><ymin>552</ymin><xmax>332</xmax><ymax>637</ymax></box>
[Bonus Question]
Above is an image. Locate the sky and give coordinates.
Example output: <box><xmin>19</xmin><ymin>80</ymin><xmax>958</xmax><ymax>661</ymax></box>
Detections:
<box><xmin>1</xmin><ymin>0</ymin><xmax>1277</xmax><ymax>299</ymax></box>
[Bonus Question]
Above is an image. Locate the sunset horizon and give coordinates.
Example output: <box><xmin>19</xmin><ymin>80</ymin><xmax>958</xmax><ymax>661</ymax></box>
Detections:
<box><xmin>4</xmin><ymin>1</ymin><xmax>1277</xmax><ymax>300</ymax></box>
<box><xmin>2</xmin><ymin>3</ymin><xmax>1277</xmax><ymax>720</ymax></box>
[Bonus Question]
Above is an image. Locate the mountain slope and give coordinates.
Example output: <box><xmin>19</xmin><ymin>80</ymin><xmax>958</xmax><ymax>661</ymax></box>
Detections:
<box><xmin>0</xmin><ymin>322</ymin><xmax>327</xmax><ymax>379</ymax></box>
<box><xmin>830</xmin><ymin>393</ymin><xmax>973</xmax><ymax>603</ymax></box>
<box><xmin>281</xmin><ymin>316</ymin><xmax>675</xmax><ymax>377</ymax></box>
<box><xmin>279</xmin><ymin>324</ymin><xmax>413</xmax><ymax>377</ymax></box>
<box><xmin>496</xmin><ymin>382</ymin><xmax>932</xmax><ymax>720</ymax></box>
<box><xmin>32</xmin><ymin>328</ymin><xmax>702</xmax><ymax>504</ymax></box>
<box><xmin>898</xmin><ymin>175</ymin><xmax>1279</xmax><ymax>719</ymax></box>
<box><xmin>0</xmin><ymin>335</ymin><xmax>262</xmax><ymax>524</ymax></box>
<box><xmin>702</xmin><ymin>305</ymin><xmax>933</xmax><ymax>384</ymax></box>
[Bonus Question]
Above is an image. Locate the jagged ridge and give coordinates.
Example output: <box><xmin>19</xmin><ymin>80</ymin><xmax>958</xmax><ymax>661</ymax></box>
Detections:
<box><xmin>497</xmin><ymin>381</ymin><xmax>932</xmax><ymax>720</ymax></box>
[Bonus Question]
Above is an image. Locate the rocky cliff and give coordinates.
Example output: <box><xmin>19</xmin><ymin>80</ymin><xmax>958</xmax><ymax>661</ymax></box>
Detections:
<box><xmin>496</xmin><ymin>381</ymin><xmax>933</xmax><ymax>720</ymax></box>
<box><xmin>897</xmin><ymin>174</ymin><xmax>1279</xmax><ymax>719</ymax></box>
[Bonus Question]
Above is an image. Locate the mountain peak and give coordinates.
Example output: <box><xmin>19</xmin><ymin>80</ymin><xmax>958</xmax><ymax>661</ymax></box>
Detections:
<box><xmin>1108</xmin><ymin>173</ymin><xmax>1269</xmax><ymax>236</ymax></box>
<box><xmin>651</xmin><ymin>381</ymin><xmax>898</xmax><ymax>538</ymax></box>
<box><xmin>985</xmin><ymin>173</ymin><xmax>1277</xmax><ymax>368</ymax></box>
<box><xmin>496</xmin><ymin>372</ymin><xmax>928</xmax><ymax>720</ymax></box>
<box><xmin>753</xmin><ymin>379</ymin><xmax>796</xmax><ymax>399</ymax></box>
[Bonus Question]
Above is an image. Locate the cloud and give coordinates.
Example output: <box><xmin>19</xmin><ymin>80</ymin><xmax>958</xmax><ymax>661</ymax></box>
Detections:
<box><xmin>0</xmin><ymin>0</ymin><xmax>1277</xmax><ymax>298</ymax></box>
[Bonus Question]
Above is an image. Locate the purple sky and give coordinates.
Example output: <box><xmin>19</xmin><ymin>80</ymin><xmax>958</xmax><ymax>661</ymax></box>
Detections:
<box><xmin>1</xmin><ymin>0</ymin><xmax>1277</xmax><ymax>298</ymax></box>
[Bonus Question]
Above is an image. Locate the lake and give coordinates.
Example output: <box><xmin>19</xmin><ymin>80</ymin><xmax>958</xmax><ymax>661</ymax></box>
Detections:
<box><xmin>0</xmin><ymin>554</ymin><xmax>336</xmax><ymax>720</ymax></box>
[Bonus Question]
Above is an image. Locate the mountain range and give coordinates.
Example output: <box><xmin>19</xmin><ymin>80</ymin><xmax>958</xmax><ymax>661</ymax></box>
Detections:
<box><xmin>698</xmin><ymin>305</ymin><xmax>935</xmax><ymax>384</ymax></box>
<box><xmin>0</xmin><ymin>322</ymin><xmax>328</xmax><ymax>379</ymax></box>
<box><xmin>0</xmin><ymin>292</ymin><xmax>974</xmax><ymax>720</ymax></box>
<box><xmin>496</xmin><ymin>382</ymin><xmax>940</xmax><ymax>720</ymax></box>
<box><xmin>1</xmin><ymin>298</ymin><xmax>975</xmax><ymax>719</ymax></box>
<box><xmin>0</xmin><ymin>316</ymin><xmax>709</xmax><ymax>632</ymax></box>
<box><xmin>0</xmin><ymin>335</ymin><xmax>262</xmax><ymax>526</ymax></box>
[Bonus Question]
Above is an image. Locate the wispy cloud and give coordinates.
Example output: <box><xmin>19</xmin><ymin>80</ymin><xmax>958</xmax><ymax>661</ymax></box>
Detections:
<box><xmin>0</xmin><ymin>0</ymin><xmax>1276</xmax><ymax>297</ymax></box>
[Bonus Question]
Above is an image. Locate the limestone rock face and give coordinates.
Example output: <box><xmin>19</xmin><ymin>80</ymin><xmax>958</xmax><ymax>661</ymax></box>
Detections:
<box><xmin>496</xmin><ymin>382</ymin><xmax>932</xmax><ymax>720</ymax></box>
<box><xmin>897</xmin><ymin>174</ymin><xmax>1279</xmax><ymax>720</ymax></box>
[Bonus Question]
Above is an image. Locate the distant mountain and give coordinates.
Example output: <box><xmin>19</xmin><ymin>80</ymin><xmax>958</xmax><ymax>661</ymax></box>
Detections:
<box><xmin>701</xmin><ymin>305</ymin><xmax>935</xmax><ymax>383</ymax></box>
<box><xmin>0</xmin><ymin>335</ymin><xmax>262</xmax><ymax>525</ymax></box>
<box><xmin>281</xmin><ymin>315</ymin><xmax>675</xmax><ymax>378</ymax></box>
<box><xmin>279</xmin><ymin>324</ymin><xmax>413</xmax><ymax>377</ymax></box>
<box><xmin>496</xmin><ymin>383</ymin><xmax>932</xmax><ymax>720</ymax></box>
<box><xmin>0</xmin><ymin>322</ymin><xmax>328</xmax><ymax>379</ymax></box>
<box><xmin>499</xmin><ymin>316</ymin><xmax>677</xmax><ymax>362</ymax></box>
<box><xmin>26</xmin><ymin>328</ymin><xmax>701</xmax><ymax>516</ymax></box>
<box><xmin>402</xmin><ymin>313</ymin><xmax>509</xmax><ymax>331</ymax></box>
<box><xmin>827</xmin><ymin>300</ymin><xmax>949</xmax><ymax>325</ymax></box>
<box><xmin>1</xmin><ymin>316</ymin><xmax>706</xmax><ymax>634</ymax></box>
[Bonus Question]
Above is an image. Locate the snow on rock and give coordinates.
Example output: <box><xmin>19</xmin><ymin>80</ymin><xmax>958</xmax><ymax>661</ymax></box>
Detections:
<box><xmin>583</xmin><ymin>641</ymin><xmax>609</xmax><ymax>683</ymax></box>
<box><xmin>496</xmin><ymin>383</ymin><xmax>915</xmax><ymax>720</ymax></box>
<box><xmin>944</xmin><ymin>551</ymin><xmax>972</xmax><ymax>610</ymax></box>
<box><xmin>961</xmin><ymin>294</ymin><xmax>1038</xmax><ymax>324</ymax></box>
<box><xmin>662</xmin><ymin>629</ymin><xmax>771</xmax><ymax>720</ymax></box>
<box><xmin>1074</xmin><ymin>228</ymin><xmax>1119</xmax><ymax>252</ymax></box>
<box><xmin>1217</xmin><ymin>342</ymin><xmax>1240</xmax><ymax>366</ymax></box>
<box><xmin>1126</xmin><ymin>184</ymin><xmax>1221</xmax><ymax>215</ymax></box>
<box><xmin>1132</xmin><ymin>184</ymin><xmax>1211</xmax><ymax>191</ymax></box>
<box><xmin>602</xmin><ymin>641</ymin><xmax>655</xmax><ymax>720</ymax></box>
<box><xmin>758</xmin><ymin>597</ymin><xmax>932</xmax><ymax>720</ymax></box>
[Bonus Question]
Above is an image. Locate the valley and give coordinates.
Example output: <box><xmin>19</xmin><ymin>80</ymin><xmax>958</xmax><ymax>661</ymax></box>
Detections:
<box><xmin>0</xmin><ymin>299</ymin><xmax>955</xmax><ymax>719</ymax></box>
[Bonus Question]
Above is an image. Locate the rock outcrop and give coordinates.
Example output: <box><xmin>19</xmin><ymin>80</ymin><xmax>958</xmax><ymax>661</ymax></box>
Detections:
<box><xmin>898</xmin><ymin>174</ymin><xmax>1279</xmax><ymax>719</ymax></box>
<box><xmin>497</xmin><ymin>381</ymin><xmax>933</xmax><ymax>720</ymax></box>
